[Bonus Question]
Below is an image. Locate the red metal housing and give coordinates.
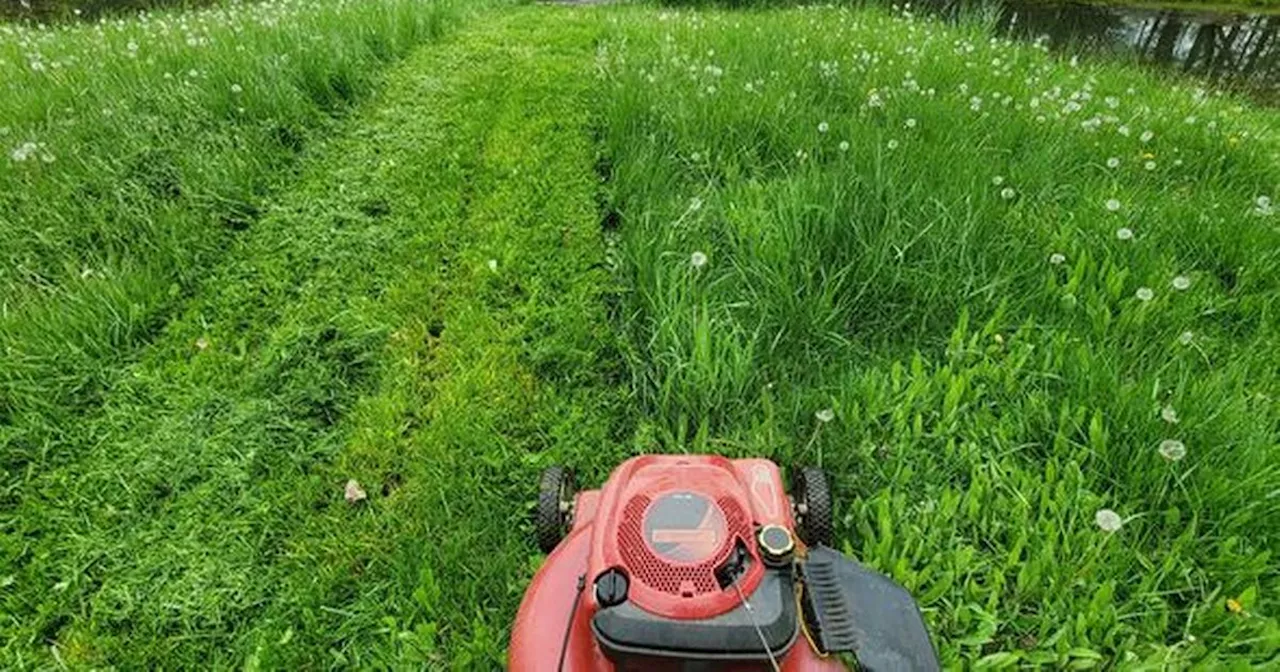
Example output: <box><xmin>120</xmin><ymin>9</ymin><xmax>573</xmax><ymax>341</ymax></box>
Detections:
<box><xmin>509</xmin><ymin>455</ymin><xmax>846</xmax><ymax>671</ymax></box>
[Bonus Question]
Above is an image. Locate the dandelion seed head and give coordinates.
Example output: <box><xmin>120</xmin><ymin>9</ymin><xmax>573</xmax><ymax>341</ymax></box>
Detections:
<box><xmin>1172</xmin><ymin>275</ymin><xmax>1191</xmax><ymax>291</ymax></box>
<box><xmin>815</xmin><ymin>408</ymin><xmax>835</xmax><ymax>423</ymax></box>
<box><xmin>1000</xmin><ymin>187</ymin><xmax>1016</xmax><ymax>200</ymax></box>
<box><xmin>690</xmin><ymin>250</ymin><xmax>708</xmax><ymax>268</ymax></box>
<box><xmin>1106</xmin><ymin>157</ymin><xmax>1120</xmax><ymax>168</ymax></box>
<box><xmin>1105</xmin><ymin>198</ymin><xmax>1122</xmax><ymax>212</ymax></box>
<box><xmin>1140</xmin><ymin>130</ymin><xmax>1155</xmax><ymax>143</ymax></box>
<box><xmin>886</xmin><ymin>139</ymin><xmax>899</xmax><ymax>150</ymax></box>
<box><xmin>1095</xmin><ymin>508</ymin><xmax>1123</xmax><ymax>532</ymax></box>
<box><xmin>9</xmin><ymin>141</ymin><xmax>38</xmax><ymax>163</ymax></box>
<box><xmin>1049</xmin><ymin>253</ymin><xmax>1066</xmax><ymax>265</ymax></box>
<box><xmin>818</xmin><ymin>121</ymin><xmax>829</xmax><ymax>133</ymax></box>
<box><xmin>1161</xmin><ymin>406</ymin><xmax>1179</xmax><ymax>423</ymax></box>
<box><xmin>1255</xmin><ymin>196</ymin><xmax>1274</xmax><ymax>216</ymax></box>
<box><xmin>904</xmin><ymin>118</ymin><xmax>917</xmax><ymax>129</ymax></box>
<box><xmin>1144</xmin><ymin>160</ymin><xmax>1156</xmax><ymax>171</ymax></box>
<box><xmin>1116</xmin><ymin>227</ymin><xmax>1134</xmax><ymax>241</ymax></box>
<box><xmin>1159</xmin><ymin>439</ymin><xmax>1186</xmax><ymax>462</ymax></box>
<box><xmin>992</xmin><ymin>175</ymin><xmax>1004</xmax><ymax>186</ymax></box>
<box><xmin>1136</xmin><ymin>287</ymin><xmax>1154</xmax><ymax>302</ymax></box>
<box><xmin>1179</xmin><ymin>330</ymin><xmax>1194</xmax><ymax>346</ymax></box>
<box><xmin>838</xmin><ymin>140</ymin><xmax>850</xmax><ymax>152</ymax></box>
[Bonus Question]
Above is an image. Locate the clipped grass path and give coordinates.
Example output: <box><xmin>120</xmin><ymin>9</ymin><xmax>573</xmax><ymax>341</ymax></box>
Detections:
<box><xmin>2</xmin><ymin>7</ymin><xmax>628</xmax><ymax>668</ymax></box>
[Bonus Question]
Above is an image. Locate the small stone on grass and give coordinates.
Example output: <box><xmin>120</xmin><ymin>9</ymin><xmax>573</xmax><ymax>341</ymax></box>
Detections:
<box><xmin>344</xmin><ymin>479</ymin><xmax>367</xmax><ymax>504</ymax></box>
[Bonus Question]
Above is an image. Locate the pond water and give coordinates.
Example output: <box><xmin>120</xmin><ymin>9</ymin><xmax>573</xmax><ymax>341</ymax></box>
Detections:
<box><xmin>911</xmin><ymin>0</ymin><xmax>1279</xmax><ymax>100</ymax></box>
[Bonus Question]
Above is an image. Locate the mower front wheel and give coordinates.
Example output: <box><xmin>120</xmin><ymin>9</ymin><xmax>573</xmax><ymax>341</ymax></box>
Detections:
<box><xmin>535</xmin><ymin>466</ymin><xmax>576</xmax><ymax>553</ymax></box>
<box><xmin>793</xmin><ymin>466</ymin><xmax>833</xmax><ymax>547</ymax></box>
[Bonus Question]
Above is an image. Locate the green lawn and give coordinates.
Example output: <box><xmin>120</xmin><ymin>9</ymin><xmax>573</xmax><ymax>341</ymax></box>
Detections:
<box><xmin>2</xmin><ymin>1</ymin><xmax>1278</xmax><ymax>669</ymax></box>
<box><xmin>598</xmin><ymin>6</ymin><xmax>1279</xmax><ymax>667</ymax></box>
<box><xmin>3</xmin><ymin>5</ymin><xmax>625</xmax><ymax>667</ymax></box>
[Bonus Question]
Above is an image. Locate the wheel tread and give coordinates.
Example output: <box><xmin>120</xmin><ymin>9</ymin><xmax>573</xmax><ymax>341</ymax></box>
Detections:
<box><xmin>795</xmin><ymin>466</ymin><xmax>834</xmax><ymax>547</ymax></box>
<box><xmin>536</xmin><ymin>466</ymin><xmax>573</xmax><ymax>553</ymax></box>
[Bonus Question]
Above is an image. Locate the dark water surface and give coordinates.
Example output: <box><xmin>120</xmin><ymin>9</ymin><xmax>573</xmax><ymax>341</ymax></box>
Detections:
<box><xmin>912</xmin><ymin>0</ymin><xmax>1279</xmax><ymax>100</ymax></box>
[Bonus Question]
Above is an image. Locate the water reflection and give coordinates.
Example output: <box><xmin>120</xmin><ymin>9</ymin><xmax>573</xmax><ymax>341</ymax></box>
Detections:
<box><xmin>914</xmin><ymin>0</ymin><xmax>1280</xmax><ymax>99</ymax></box>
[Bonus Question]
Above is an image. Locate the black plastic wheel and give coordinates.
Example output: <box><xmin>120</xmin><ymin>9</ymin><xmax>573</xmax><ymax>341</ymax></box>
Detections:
<box><xmin>793</xmin><ymin>466</ymin><xmax>833</xmax><ymax>547</ymax></box>
<box><xmin>535</xmin><ymin>466</ymin><xmax>576</xmax><ymax>553</ymax></box>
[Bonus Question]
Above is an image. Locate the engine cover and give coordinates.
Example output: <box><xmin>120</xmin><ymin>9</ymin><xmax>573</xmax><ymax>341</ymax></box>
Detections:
<box><xmin>584</xmin><ymin>455</ymin><xmax>799</xmax><ymax>666</ymax></box>
<box><xmin>620</xmin><ymin>489</ymin><xmax>747</xmax><ymax>594</ymax></box>
<box><xmin>590</xmin><ymin>455</ymin><xmax>781</xmax><ymax>619</ymax></box>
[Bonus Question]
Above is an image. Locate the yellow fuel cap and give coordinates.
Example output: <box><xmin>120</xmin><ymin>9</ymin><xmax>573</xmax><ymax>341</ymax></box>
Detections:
<box><xmin>757</xmin><ymin>524</ymin><xmax>795</xmax><ymax>566</ymax></box>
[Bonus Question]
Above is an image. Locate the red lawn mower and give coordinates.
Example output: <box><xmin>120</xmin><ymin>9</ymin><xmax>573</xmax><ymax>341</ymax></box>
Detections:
<box><xmin>510</xmin><ymin>455</ymin><xmax>939</xmax><ymax>671</ymax></box>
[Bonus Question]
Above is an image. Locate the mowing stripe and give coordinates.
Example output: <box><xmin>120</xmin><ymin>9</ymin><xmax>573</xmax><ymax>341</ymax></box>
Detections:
<box><xmin>1</xmin><ymin>8</ymin><xmax>629</xmax><ymax>668</ymax></box>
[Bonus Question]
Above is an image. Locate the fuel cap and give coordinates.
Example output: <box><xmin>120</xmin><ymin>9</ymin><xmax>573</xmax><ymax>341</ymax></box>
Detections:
<box><xmin>757</xmin><ymin>524</ymin><xmax>795</xmax><ymax>567</ymax></box>
<box><xmin>595</xmin><ymin>568</ymin><xmax>629</xmax><ymax>607</ymax></box>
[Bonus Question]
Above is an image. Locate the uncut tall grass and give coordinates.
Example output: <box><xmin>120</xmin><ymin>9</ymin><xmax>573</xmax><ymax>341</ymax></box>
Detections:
<box><xmin>599</xmin><ymin>6</ymin><xmax>1279</xmax><ymax>665</ymax></box>
<box><xmin>1</xmin><ymin>0</ymin><xmax>457</xmax><ymax>474</ymax></box>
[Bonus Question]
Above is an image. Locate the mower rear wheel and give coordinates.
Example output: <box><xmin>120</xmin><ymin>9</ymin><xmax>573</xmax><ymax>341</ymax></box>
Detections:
<box><xmin>793</xmin><ymin>466</ymin><xmax>833</xmax><ymax>547</ymax></box>
<box><xmin>536</xmin><ymin>466</ymin><xmax>576</xmax><ymax>553</ymax></box>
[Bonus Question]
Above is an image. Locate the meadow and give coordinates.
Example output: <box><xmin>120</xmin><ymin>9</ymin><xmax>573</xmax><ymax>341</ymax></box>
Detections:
<box><xmin>2</xmin><ymin>0</ymin><xmax>1278</xmax><ymax>669</ymax></box>
<box><xmin>1</xmin><ymin>0</ymin><xmax>458</xmax><ymax>499</ymax></box>
<box><xmin>599</xmin><ymin>5</ymin><xmax>1279</xmax><ymax>666</ymax></box>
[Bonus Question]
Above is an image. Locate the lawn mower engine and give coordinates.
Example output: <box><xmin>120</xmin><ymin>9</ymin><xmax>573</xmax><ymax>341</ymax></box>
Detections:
<box><xmin>510</xmin><ymin>455</ymin><xmax>939</xmax><ymax>671</ymax></box>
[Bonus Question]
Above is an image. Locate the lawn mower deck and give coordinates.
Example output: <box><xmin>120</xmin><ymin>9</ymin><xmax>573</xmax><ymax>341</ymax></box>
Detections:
<box><xmin>509</xmin><ymin>455</ymin><xmax>939</xmax><ymax>671</ymax></box>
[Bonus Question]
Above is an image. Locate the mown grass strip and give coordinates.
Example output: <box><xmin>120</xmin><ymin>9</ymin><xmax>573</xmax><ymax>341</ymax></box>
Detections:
<box><xmin>1</xmin><ymin>7</ymin><xmax>627</xmax><ymax>668</ymax></box>
<box><xmin>0</xmin><ymin>0</ymin><xmax>462</xmax><ymax>482</ymax></box>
